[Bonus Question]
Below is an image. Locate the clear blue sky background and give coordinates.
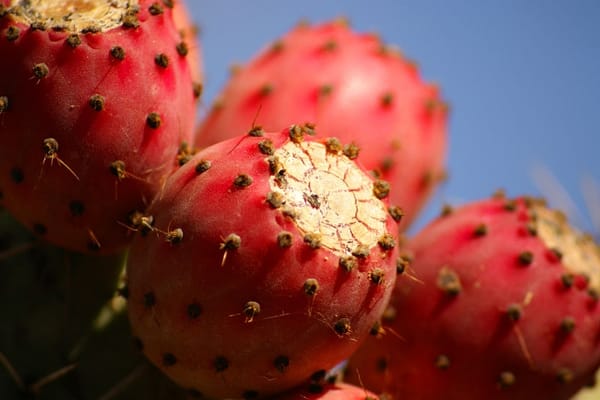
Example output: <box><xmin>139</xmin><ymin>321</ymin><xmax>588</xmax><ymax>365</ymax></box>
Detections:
<box><xmin>190</xmin><ymin>1</ymin><xmax>600</xmax><ymax>234</ymax></box>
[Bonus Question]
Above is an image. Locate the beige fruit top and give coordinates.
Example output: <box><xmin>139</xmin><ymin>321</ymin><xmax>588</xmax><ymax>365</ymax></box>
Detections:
<box><xmin>7</xmin><ymin>0</ymin><xmax>137</xmax><ymax>32</ymax></box>
<box><xmin>269</xmin><ymin>140</ymin><xmax>389</xmax><ymax>257</ymax></box>
<box><xmin>534</xmin><ymin>204</ymin><xmax>600</xmax><ymax>293</ymax></box>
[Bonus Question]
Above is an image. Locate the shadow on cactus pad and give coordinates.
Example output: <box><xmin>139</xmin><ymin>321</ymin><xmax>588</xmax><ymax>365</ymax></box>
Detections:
<box><xmin>0</xmin><ymin>210</ymin><xmax>187</xmax><ymax>399</ymax></box>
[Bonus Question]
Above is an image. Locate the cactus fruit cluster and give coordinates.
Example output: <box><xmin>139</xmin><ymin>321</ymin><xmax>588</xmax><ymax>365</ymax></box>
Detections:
<box><xmin>1</xmin><ymin>1</ymin><xmax>598</xmax><ymax>400</ymax></box>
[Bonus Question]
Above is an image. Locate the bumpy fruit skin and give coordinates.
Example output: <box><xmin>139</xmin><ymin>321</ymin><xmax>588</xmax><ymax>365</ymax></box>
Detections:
<box><xmin>127</xmin><ymin>126</ymin><xmax>399</xmax><ymax>399</ymax></box>
<box><xmin>196</xmin><ymin>20</ymin><xmax>448</xmax><ymax>230</ymax></box>
<box><xmin>277</xmin><ymin>382</ymin><xmax>379</xmax><ymax>400</ymax></box>
<box><xmin>345</xmin><ymin>195</ymin><xmax>600</xmax><ymax>400</ymax></box>
<box><xmin>0</xmin><ymin>0</ymin><xmax>198</xmax><ymax>254</ymax></box>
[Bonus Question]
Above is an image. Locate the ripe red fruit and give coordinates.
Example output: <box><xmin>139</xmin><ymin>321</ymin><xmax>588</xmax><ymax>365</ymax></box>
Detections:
<box><xmin>0</xmin><ymin>0</ymin><xmax>199</xmax><ymax>253</ymax></box>
<box><xmin>346</xmin><ymin>195</ymin><xmax>600</xmax><ymax>399</ymax></box>
<box><xmin>127</xmin><ymin>126</ymin><xmax>400</xmax><ymax>399</ymax></box>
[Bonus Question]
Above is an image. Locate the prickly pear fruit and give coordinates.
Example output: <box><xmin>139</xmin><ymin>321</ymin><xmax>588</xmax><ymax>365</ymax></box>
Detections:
<box><xmin>278</xmin><ymin>381</ymin><xmax>380</xmax><ymax>400</ymax></box>
<box><xmin>126</xmin><ymin>125</ymin><xmax>400</xmax><ymax>399</ymax></box>
<box><xmin>0</xmin><ymin>0</ymin><xmax>199</xmax><ymax>254</ymax></box>
<box><xmin>196</xmin><ymin>20</ymin><xmax>448</xmax><ymax>230</ymax></box>
<box><xmin>345</xmin><ymin>195</ymin><xmax>600</xmax><ymax>400</ymax></box>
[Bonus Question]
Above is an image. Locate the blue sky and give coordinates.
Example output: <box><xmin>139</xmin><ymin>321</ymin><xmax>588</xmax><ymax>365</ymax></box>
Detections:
<box><xmin>190</xmin><ymin>1</ymin><xmax>600</xmax><ymax>233</ymax></box>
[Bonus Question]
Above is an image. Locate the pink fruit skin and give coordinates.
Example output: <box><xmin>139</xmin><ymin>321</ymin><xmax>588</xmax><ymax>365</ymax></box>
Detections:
<box><xmin>346</xmin><ymin>196</ymin><xmax>600</xmax><ymax>399</ymax></box>
<box><xmin>196</xmin><ymin>20</ymin><xmax>448</xmax><ymax>231</ymax></box>
<box><xmin>277</xmin><ymin>382</ymin><xmax>379</xmax><ymax>400</ymax></box>
<box><xmin>127</xmin><ymin>128</ymin><xmax>399</xmax><ymax>399</ymax></box>
<box><xmin>0</xmin><ymin>1</ymin><xmax>198</xmax><ymax>254</ymax></box>
<box><xmin>172</xmin><ymin>0</ymin><xmax>203</xmax><ymax>86</ymax></box>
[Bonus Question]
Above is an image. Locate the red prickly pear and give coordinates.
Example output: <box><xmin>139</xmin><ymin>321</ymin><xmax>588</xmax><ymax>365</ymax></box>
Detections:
<box><xmin>345</xmin><ymin>195</ymin><xmax>600</xmax><ymax>400</ymax></box>
<box><xmin>196</xmin><ymin>20</ymin><xmax>448</xmax><ymax>231</ymax></box>
<box><xmin>126</xmin><ymin>125</ymin><xmax>400</xmax><ymax>399</ymax></box>
<box><xmin>0</xmin><ymin>0</ymin><xmax>199</xmax><ymax>254</ymax></box>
